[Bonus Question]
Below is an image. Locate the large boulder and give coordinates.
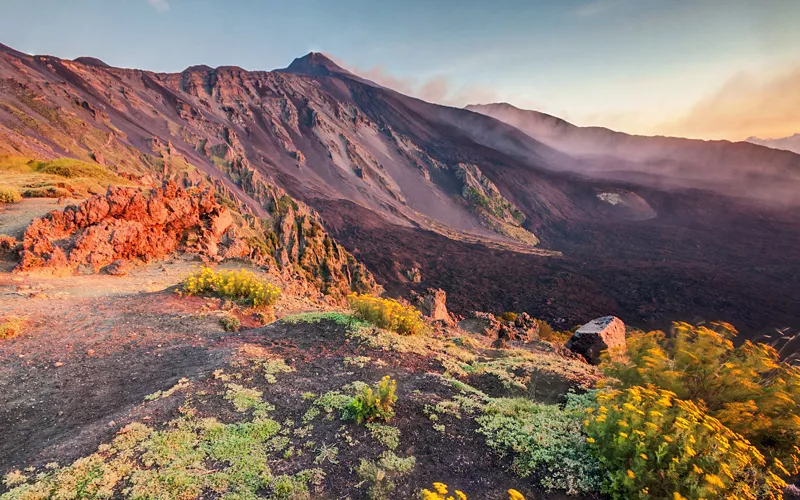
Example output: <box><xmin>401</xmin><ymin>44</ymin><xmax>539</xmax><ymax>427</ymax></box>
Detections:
<box><xmin>566</xmin><ymin>316</ymin><xmax>626</xmax><ymax>365</ymax></box>
<box><xmin>16</xmin><ymin>181</ymin><xmax>244</xmax><ymax>273</ymax></box>
<box><xmin>420</xmin><ymin>288</ymin><xmax>449</xmax><ymax>322</ymax></box>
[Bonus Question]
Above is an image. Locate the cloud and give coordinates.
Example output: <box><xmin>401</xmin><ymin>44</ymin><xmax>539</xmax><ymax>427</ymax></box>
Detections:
<box><xmin>147</xmin><ymin>0</ymin><xmax>170</xmax><ymax>12</ymax></box>
<box><xmin>573</xmin><ymin>0</ymin><xmax>623</xmax><ymax>18</ymax></box>
<box><xmin>660</xmin><ymin>66</ymin><xmax>800</xmax><ymax>141</ymax></box>
<box><xmin>338</xmin><ymin>60</ymin><xmax>498</xmax><ymax>108</ymax></box>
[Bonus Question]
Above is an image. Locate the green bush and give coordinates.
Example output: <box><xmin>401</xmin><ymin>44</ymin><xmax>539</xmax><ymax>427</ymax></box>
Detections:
<box><xmin>476</xmin><ymin>392</ymin><xmax>602</xmax><ymax>495</ymax></box>
<box><xmin>0</xmin><ymin>186</ymin><xmax>22</xmax><ymax>203</ymax></box>
<box><xmin>220</xmin><ymin>313</ymin><xmax>240</xmax><ymax>332</ymax></box>
<box><xmin>21</xmin><ymin>186</ymin><xmax>70</xmax><ymax>198</ymax></box>
<box><xmin>586</xmin><ymin>386</ymin><xmax>789</xmax><ymax>499</ymax></box>
<box><xmin>601</xmin><ymin>321</ymin><xmax>800</xmax><ymax>464</ymax></box>
<box><xmin>346</xmin><ymin>376</ymin><xmax>398</xmax><ymax>424</ymax></box>
<box><xmin>31</xmin><ymin>158</ymin><xmax>116</xmax><ymax>180</ymax></box>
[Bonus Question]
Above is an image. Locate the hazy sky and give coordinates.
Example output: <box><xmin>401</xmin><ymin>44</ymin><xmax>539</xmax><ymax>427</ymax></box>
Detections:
<box><xmin>1</xmin><ymin>0</ymin><xmax>799</xmax><ymax>140</ymax></box>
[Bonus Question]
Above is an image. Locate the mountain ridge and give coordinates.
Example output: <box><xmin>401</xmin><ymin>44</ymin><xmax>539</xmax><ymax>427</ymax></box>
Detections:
<box><xmin>1</xmin><ymin>43</ymin><xmax>800</xmax><ymax>334</ymax></box>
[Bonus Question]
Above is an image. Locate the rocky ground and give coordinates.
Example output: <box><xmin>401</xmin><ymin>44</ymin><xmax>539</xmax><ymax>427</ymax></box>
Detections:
<box><xmin>0</xmin><ymin>251</ymin><xmax>603</xmax><ymax>499</ymax></box>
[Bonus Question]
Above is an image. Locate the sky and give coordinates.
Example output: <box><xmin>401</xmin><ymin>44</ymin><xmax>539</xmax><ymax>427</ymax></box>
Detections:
<box><xmin>1</xmin><ymin>0</ymin><xmax>799</xmax><ymax>141</ymax></box>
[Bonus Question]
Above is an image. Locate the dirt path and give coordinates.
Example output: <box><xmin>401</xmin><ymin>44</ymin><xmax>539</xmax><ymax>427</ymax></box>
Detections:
<box><xmin>0</xmin><ymin>198</ymin><xmax>72</xmax><ymax>239</ymax></box>
<box><xmin>0</xmin><ymin>258</ymin><xmax>322</xmax><ymax>473</ymax></box>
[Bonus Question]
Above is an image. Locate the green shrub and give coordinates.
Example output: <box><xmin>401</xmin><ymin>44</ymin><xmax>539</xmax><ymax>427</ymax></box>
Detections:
<box><xmin>476</xmin><ymin>393</ymin><xmax>602</xmax><ymax>495</ymax></box>
<box><xmin>601</xmin><ymin>321</ymin><xmax>800</xmax><ymax>464</ymax></box>
<box><xmin>355</xmin><ymin>450</ymin><xmax>415</xmax><ymax>499</ymax></box>
<box><xmin>21</xmin><ymin>186</ymin><xmax>70</xmax><ymax>198</ymax></box>
<box><xmin>0</xmin><ymin>186</ymin><xmax>21</xmax><ymax>203</ymax></box>
<box><xmin>586</xmin><ymin>386</ymin><xmax>790</xmax><ymax>499</ymax></box>
<box><xmin>348</xmin><ymin>293</ymin><xmax>427</xmax><ymax>335</ymax></box>
<box><xmin>220</xmin><ymin>313</ymin><xmax>240</xmax><ymax>332</ymax></box>
<box><xmin>346</xmin><ymin>376</ymin><xmax>398</xmax><ymax>424</ymax></box>
<box><xmin>31</xmin><ymin>158</ymin><xmax>116</xmax><ymax>180</ymax></box>
<box><xmin>183</xmin><ymin>267</ymin><xmax>281</xmax><ymax>308</ymax></box>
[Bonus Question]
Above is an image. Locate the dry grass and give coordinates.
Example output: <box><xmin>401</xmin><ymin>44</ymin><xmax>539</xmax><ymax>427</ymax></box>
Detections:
<box><xmin>0</xmin><ymin>316</ymin><xmax>25</xmax><ymax>339</ymax></box>
<box><xmin>0</xmin><ymin>155</ymin><xmax>129</xmax><ymax>199</ymax></box>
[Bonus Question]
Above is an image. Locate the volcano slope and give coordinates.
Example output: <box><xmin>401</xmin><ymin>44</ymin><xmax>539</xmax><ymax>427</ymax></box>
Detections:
<box><xmin>1</xmin><ymin>44</ymin><xmax>800</xmax><ymax>335</ymax></box>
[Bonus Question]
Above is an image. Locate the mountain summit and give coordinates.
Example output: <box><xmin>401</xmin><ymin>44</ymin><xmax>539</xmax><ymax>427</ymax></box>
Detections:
<box><xmin>282</xmin><ymin>51</ymin><xmax>352</xmax><ymax>76</ymax></box>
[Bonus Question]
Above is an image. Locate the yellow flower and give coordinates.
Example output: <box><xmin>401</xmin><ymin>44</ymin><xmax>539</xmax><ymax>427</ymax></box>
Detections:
<box><xmin>692</xmin><ymin>464</ymin><xmax>703</xmax><ymax>474</ymax></box>
<box><xmin>455</xmin><ymin>491</ymin><xmax>467</xmax><ymax>500</ymax></box>
<box><xmin>433</xmin><ymin>483</ymin><xmax>448</xmax><ymax>495</ymax></box>
<box><xmin>586</xmin><ymin>437</ymin><xmax>596</xmax><ymax>444</ymax></box>
<box><xmin>640</xmin><ymin>453</ymin><xmax>648</xmax><ymax>460</ymax></box>
<box><xmin>508</xmin><ymin>489</ymin><xmax>525</xmax><ymax>500</ymax></box>
<box><xmin>704</xmin><ymin>474</ymin><xmax>725</xmax><ymax>488</ymax></box>
<box><xmin>619</xmin><ymin>432</ymin><xmax>629</xmax><ymax>439</ymax></box>
<box><xmin>627</xmin><ymin>469</ymin><xmax>636</xmax><ymax>479</ymax></box>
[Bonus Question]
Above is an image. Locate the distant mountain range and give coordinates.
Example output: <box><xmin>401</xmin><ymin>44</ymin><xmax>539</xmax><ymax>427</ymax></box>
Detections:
<box><xmin>1</xmin><ymin>43</ymin><xmax>799</xmax><ymax>333</ymax></box>
<box><xmin>746</xmin><ymin>133</ymin><xmax>800</xmax><ymax>155</ymax></box>
<box><xmin>467</xmin><ymin>103</ymin><xmax>800</xmax><ymax>206</ymax></box>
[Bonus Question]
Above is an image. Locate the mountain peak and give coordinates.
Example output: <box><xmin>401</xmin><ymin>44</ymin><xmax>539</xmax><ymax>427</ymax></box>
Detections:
<box><xmin>282</xmin><ymin>52</ymin><xmax>351</xmax><ymax>77</ymax></box>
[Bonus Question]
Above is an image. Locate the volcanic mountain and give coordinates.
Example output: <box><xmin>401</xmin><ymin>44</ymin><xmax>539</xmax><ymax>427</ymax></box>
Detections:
<box><xmin>1</xmin><ymin>44</ymin><xmax>800</xmax><ymax>334</ymax></box>
<box><xmin>747</xmin><ymin>133</ymin><xmax>800</xmax><ymax>155</ymax></box>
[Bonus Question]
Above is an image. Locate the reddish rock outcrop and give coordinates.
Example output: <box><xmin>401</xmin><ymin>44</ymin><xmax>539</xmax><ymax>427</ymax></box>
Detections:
<box><xmin>566</xmin><ymin>316</ymin><xmax>626</xmax><ymax>365</ymax></box>
<box><xmin>17</xmin><ymin>181</ymin><xmax>245</xmax><ymax>272</ymax></box>
<box><xmin>419</xmin><ymin>288</ymin><xmax>450</xmax><ymax>322</ymax></box>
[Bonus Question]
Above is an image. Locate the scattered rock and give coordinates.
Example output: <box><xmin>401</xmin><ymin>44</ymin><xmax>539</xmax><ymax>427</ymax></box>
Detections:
<box><xmin>103</xmin><ymin>259</ymin><xmax>135</xmax><ymax>276</ymax></box>
<box><xmin>784</xmin><ymin>485</ymin><xmax>800</xmax><ymax>500</ymax></box>
<box><xmin>566</xmin><ymin>316</ymin><xmax>626</xmax><ymax>365</ymax></box>
<box><xmin>460</xmin><ymin>311</ymin><xmax>501</xmax><ymax>337</ymax></box>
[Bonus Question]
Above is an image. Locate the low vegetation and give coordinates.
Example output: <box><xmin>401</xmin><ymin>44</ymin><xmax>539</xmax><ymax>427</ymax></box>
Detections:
<box><xmin>183</xmin><ymin>267</ymin><xmax>281</xmax><ymax>308</ymax></box>
<box><xmin>601</xmin><ymin>322</ymin><xmax>800</xmax><ymax>464</ymax></box>
<box><xmin>346</xmin><ymin>375</ymin><xmax>398</xmax><ymax>424</ymax></box>
<box><xmin>0</xmin><ymin>155</ymin><xmax>128</xmax><ymax>199</ymax></box>
<box><xmin>0</xmin><ymin>186</ymin><xmax>21</xmax><ymax>203</ymax></box>
<box><xmin>347</xmin><ymin>293</ymin><xmax>427</xmax><ymax>335</ymax></box>
<box><xmin>0</xmin><ymin>316</ymin><xmax>24</xmax><ymax>340</ymax></box>
<box><xmin>586</xmin><ymin>385</ymin><xmax>788</xmax><ymax>499</ymax></box>
<box><xmin>477</xmin><ymin>393</ymin><xmax>602</xmax><ymax>495</ymax></box>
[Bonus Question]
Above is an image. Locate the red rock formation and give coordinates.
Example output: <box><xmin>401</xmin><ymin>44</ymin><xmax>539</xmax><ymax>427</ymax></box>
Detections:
<box><xmin>17</xmin><ymin>181</ymin><xmax>245</xmax><ymax>272</ymax></box>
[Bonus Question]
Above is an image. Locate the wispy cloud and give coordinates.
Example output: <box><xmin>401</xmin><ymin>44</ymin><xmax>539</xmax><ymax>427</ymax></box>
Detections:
<box><xmin>659</xmin><ymin>66</ymin><xmax>800</xmax><ymax>140</ymax></box>
<box><xmin>573</xmin><ymin>0</ymin><xmax>622</xmax><ymax>17</ymax></box>
<box><xmin>147</xmin><ymin>0</ymin><xmax>170</xmax><ymax>12</ymax></box>
<box><xmin>334</xmin><ymin>59</ymin><xmax>498</xmax><ymax>107</ymax></box>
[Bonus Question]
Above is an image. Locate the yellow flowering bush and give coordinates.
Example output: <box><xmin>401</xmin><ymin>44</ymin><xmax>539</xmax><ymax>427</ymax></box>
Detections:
<box><xmin>346</xmin><ymin>376</ymin><xmax>398</xmax><ymax>424</ymax></box>
<box><xmin>0</xmin><ymin>186</ymin><xmax>22</xmax><ymax>203</ymax></box>
<box><xmin>419</xmin><ymin>483</ymin><xmax>525</xmax><ymax>500</ymax></box>
<box><xmin>585</xmin><ymin>386</ymin><xmax>790</xmax><ymax>499</ymax></box>
<box><xmin>183</xmin><ymin>267</ymin><xmax>280</xmax><ymax>308</ymax></box>
<box><xmin>602</xmin><ymin>321</ymin><xmax>800</xmax><ymax>465</ymax></box>
<box><xmin>347</xmin><ymin>293</ymin><xmax>427</xmax><ymax>335</ymax></box>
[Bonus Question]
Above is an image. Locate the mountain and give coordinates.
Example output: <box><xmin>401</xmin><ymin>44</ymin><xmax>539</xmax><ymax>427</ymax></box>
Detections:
<box><xmin>747</xmin><ymin>133</ymin><xmax>800</xmax><ymax>155</ymax></box>
<box><xmin>1</xmin><ymin>43</ymin><xmax>800</xmax><ymax>334</ymax></box>
<box><xmin>467</xmin><ymin>103</ymin><xmax>800</xmax><ymax>206</ymax></box>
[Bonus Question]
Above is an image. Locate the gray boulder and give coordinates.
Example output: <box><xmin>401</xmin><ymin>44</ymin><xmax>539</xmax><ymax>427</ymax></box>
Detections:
<box><xmin>566</xmin><ymin>316</ymin><xmax>626</xmax><ymax>364</ymax></box>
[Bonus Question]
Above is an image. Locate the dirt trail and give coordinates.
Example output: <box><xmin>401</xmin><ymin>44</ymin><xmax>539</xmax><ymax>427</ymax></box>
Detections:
<box><xmin>0</xmin><ymin>198</ymin><xmax>69</xmax><ymax>239</ymax></box>
<box><xmin>0</xmin><ymin>258</ymin><xmax>320</xmax><ymax>472</ymax></box>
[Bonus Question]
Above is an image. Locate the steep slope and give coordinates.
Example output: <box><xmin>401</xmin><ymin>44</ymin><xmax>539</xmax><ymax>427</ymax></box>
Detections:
<box><xmin>1</xmin><ymin>43</ymin><xmax>800</xmax><ymax>334</ymax></box>
<box><xmin>747</xmin><ymin>133</ymin><xmax>800</xmax><ymax>155</ymax></box>
<box><xmin>467</xmin><ymin>103</ymin><xmax>800</xmax><ymax>206</ymax></box>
